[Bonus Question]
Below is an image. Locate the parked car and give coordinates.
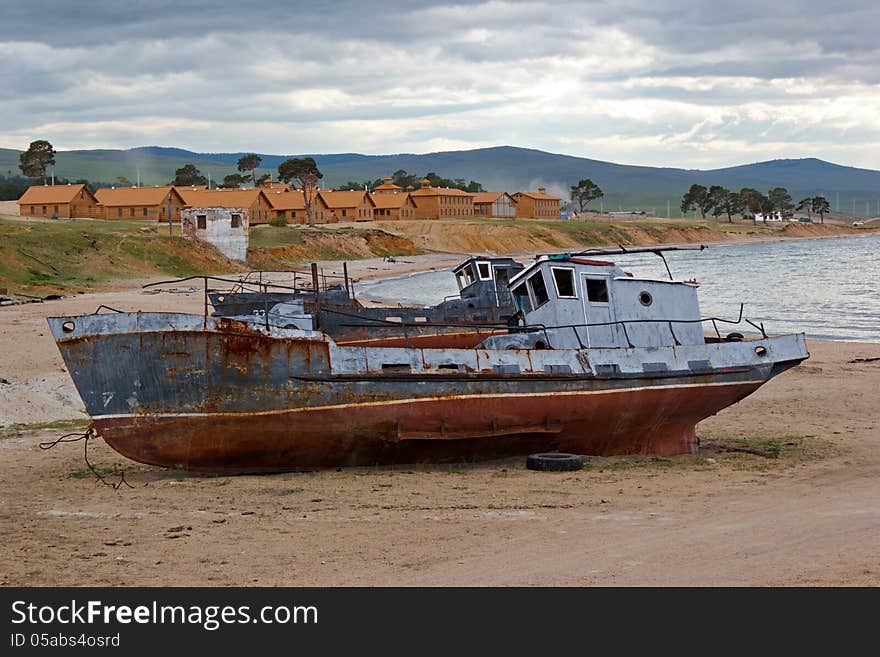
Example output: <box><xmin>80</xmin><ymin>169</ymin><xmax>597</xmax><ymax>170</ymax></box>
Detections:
<box><xmin>797</xmin><ymin>217</ymin><xmax>812</xmax><ymax>223</ymax></box>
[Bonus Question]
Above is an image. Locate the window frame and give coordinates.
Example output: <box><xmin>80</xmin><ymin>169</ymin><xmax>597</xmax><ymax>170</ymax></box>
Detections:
<box><xmin>511</xmin><ymin>282</ymin><xmax>533</xmax><ymax>314</ymax></box>
<box><xmin>550</xmin><ymin>266</ymin><xmax>577</xmax><ymax>299</ymax></box>
<box><xmin>476</xmin><ymin>261</ymin><xmax>492</xmax><ymax>281</ymax></box>
<box><xmin>527</xmin><ymin>270</ymin><xmax>550</xmax><ymax>308</ymax></box>
<box><xmin>584</xmin><ymin>277</ymin><xmax>610</xmax><ymax>304</ymax></box>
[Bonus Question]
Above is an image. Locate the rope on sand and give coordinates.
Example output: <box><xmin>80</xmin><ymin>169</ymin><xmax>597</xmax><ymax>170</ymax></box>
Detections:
<box><xmin>40</xmin><ymin>427</ymin><xmax>134</xmax><ymax>490</ymax></box>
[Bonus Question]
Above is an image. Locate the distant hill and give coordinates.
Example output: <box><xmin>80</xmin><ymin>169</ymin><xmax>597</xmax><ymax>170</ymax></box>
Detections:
<box><xmin>2</xmin><ymin>145</ymin><xmax>879</xmax><ymax>216</ymax></box>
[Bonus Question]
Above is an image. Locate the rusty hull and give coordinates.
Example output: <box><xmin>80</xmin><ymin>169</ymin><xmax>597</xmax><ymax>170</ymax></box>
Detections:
<box><xmin>93</xmin><ymin>381</ymin><xmax>761</xmax><ymax>472</ymax></box>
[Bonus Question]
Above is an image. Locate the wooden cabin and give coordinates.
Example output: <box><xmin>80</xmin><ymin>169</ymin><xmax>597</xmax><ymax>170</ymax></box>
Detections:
<box><xmin>176</xmin><ymin>188</ymin><xmax>273</xmax><ymax>225</ymax></box>
<box><xmin>17</xmin><ymin>184</ymin><xmax>99</xmax><ymax>219</ymax></box>
<box><xmin>472</xmin><ymin>191</ymin><xmax>517</xmax><ymax>218</ymax></box>
<box><xmin>369</xmin><ymin>192</ymin><xmax>417</xmax><ymax>220</ymax></box>
<box><xmin>512</xmin><ymin>187</ymin><xmax>561</xmax><ymax>220</ymax></box>
<box><xmin>318</xmin><ymin>190</ymin><xmax>375</xmax><ymax>222</ymax></box>
<box><xmin>408</xmin><ymin>179</ymin><xmax>475</xmax><ymax>219</ymax></box>
<box><xmin>95</xmin><ymin>186</ymin><xmax>187</xmax><ymax>221</ymax></box>
<box><xmin>264</xmin><ymin>189</ymin><xmax>333</xmax><ymax>224</ymax></box>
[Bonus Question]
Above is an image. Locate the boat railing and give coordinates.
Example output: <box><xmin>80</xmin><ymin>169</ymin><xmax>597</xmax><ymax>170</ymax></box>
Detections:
<box><xmin>518</xmin><ymin>303</ymin><xmax>768</xmax><ymax>349</ymax></box>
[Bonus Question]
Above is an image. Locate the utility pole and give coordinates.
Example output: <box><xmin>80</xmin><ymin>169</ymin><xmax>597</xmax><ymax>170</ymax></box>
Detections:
<box><xmin>167</xmin><ymin>196</ymin><xmax>173</xmax><ymax>236</ymax></box>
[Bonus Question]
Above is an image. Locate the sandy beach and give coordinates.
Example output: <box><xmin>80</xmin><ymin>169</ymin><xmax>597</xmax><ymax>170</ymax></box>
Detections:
<box><xmin>1</xmin><ymin>276</ymin><xmax>878</xmax><ymax>586</ymax></box>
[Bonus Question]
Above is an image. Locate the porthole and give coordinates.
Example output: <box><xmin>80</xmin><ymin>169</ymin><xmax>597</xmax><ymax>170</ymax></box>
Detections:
<box><xmin>639</xmin><ymin>291</ymin><xmax>653</xmax><ymax>307</ymax></box>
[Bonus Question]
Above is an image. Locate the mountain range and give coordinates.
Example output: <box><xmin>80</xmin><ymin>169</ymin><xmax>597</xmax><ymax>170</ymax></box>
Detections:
<box><xmin>2</xmin><ymin>145</ymin><xmax>879</xmax><ymax>216</ymax></box>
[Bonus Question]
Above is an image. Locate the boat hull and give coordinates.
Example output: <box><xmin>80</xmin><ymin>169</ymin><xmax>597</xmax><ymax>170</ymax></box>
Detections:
<box><xmin>91</xmin><ymin>378</ymin><xmax>764</xmax><ymax>472</ymax></box>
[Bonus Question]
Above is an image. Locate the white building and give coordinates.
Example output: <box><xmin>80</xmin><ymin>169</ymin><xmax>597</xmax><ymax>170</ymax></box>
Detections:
<box><xmin>181</xmin><ymin>207</ymin><xmax>249</xmax><ymax>261</ymax></box>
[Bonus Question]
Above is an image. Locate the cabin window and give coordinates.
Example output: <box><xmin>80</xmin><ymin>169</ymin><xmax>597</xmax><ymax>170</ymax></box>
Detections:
<box><xmin>142</xmin><ymin>207</ymin><xmax>148</xmax><ymax>217</ymax></box>
<box><xmin>551</xmin><ymin>267</ymin><xmax>576</xmax><ymax>298</ymax></box>
<box><xmin>117</xmin><ymin>208</ymin><xmax>122</xmax><ymax>218</ymax></box>
<box><xmin>586</xmin><ymin>278</ymin><xmax>609</xmax><ymax>303</ymax></box>
<box><xmin>129</xmin><ymin>207</ymin><xmax>135</xmax><ymax>217</ymax></box>
<box><xmin>476</xmin><ymin>262</ymin><xmax>491</xmax><ymax>280</ymax></box>
<box><xmin>231</xmin><ymin>213</ymin><xmax>241</xmax><ymax>228</ymax></box>
<box><xmin>197</xmin><ymin>215</ymin><xmax>207</xmax><ymax>229</ymax></box>
<box><xmin>511</xmin><ymin>283</ymin><xmax>533</xmax><ymax>313</ymax></box>
<box><xmin>639</xmin><ymin>291</ymin><xmax>653</xmax><ymax>307</ymax></box>
<box><xmin>528</xmin><ymin>271</ymin><xmax>549</xmax><ymax>307</ymax></box>
<box><xmin>30</xmin><ymin>206</ymin><xmax>35</xmax><ymax>215</ymax></box>
<box><xmin>456</xmin><ymin>264</ymin><xmax>476</xmax><ymax>289</ymax></box>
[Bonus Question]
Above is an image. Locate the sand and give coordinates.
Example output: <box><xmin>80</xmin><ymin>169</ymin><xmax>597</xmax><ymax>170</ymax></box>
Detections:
<box><xmin>1</xmin><ymin>282</ymin><xmax>879</xmax><ymax>586</ymax></box>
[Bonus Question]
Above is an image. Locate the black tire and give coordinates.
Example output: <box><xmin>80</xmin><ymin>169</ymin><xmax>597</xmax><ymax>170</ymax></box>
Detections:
<box><xmin>526</xmin><ymin>453</ymin><xmax>583</xmax><ymax>472</ymax></box>
<box><xmin>726</xmin><ymin>332</ymin><xmax>744</xmax><ymax>342</ymax></box>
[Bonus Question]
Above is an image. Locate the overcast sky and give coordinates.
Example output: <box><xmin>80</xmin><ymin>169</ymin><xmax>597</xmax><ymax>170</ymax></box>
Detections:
<box><xmin>2</xmin><ymin>0</ymin><xmax>879</xmax><ymax>169</ymax></box>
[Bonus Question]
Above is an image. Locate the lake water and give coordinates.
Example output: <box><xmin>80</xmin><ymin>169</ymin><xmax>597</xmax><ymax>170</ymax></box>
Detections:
<box><xmin>357</xmin><ymin>234</ymin><xmax>880</xmax><ymax>342</ymax></box>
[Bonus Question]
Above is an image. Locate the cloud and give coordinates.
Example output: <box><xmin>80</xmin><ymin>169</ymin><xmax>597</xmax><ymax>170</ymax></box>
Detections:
<box><xmin>1</xmin><ymin>0</ymin><xmax>879</xmax><ymax>169</ymax></box>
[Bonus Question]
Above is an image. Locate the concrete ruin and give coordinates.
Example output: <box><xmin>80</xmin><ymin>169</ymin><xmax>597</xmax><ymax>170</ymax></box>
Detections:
<box><xmin>180</xmin><ymin>207</ymin><xmax>249</xmax><ymax>261</ymax></box>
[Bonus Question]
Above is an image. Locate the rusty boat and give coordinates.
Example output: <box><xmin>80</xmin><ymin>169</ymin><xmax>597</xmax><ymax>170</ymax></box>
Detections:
<box><xmin>48</xmin><ymin>249</ymin><xmax>809</xmax><ymax>473</ymax></box>
<box><xmin>154</xmin><ymin>257</ymin><xmax>524</xmax><ymax>349</ymax></box>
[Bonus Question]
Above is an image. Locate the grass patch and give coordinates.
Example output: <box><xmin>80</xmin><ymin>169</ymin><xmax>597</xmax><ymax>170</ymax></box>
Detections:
<box><xmin>248</xmin><ymin>225</ymin><xmax>306</xmax><ymax>248</ymax></box>
<box><xmin>590</xmin><ymin>435</ymin><xmax>830</xmax><ymax>473</ymax></box>
<box><xmin>0</xmin><ymin>217</ymin><xmax>242</xmax><ymax>295</ymax></box>
<box><xmin>68</xmin><ymin>464</ymin><xmax>123</xmax><ymax>479</ymax></box>
<box><xmin>0</xmin><ymin>418</ymin><xmax>90</xmax><ymax>439</ymax></box>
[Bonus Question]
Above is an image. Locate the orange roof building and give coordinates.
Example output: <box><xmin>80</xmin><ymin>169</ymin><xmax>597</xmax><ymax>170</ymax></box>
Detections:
<box><xmin>17</xmin><ymin>184</ymin><xmax>100</xmax><ymax>219</ymax></box>
<box><xmin>372</xmin><ymin>176</ymin><xmax>403</xmax><ymax>194</ymax></box>
<box><xmin>512</xmin><ymin>187</ymin><xmax>561</xmax><ymax>220</ymax></box>
<box><xmin>369</xmin><ymin>191</ymin><xmax>416</xmax><ymax>220</ymax></box>
<box><xmin>472</xmin><ymin>191</ymin><xmax>517</xmax><ymax>218</ymax></box>
<box><xmin>318</xmin><ymin>190</ymin><xmax>375</xmax><ymax>222</ymax></box>
<box><xmin>408</xmin><ymin>179</ymin><xmax>475</xmax><ymax>219</ymax></box>
<box><xmin>259</xmin><ymin>179</ymin><xmax>289</xmax><ymax>191</ymax></box>
<box><xmin>263</xmin><ymin>189</ymin><xmax>332</xmax><ymax>224</ymax></box>
<box><xmin>94</xmin><ymin>186</ymin><xmax>187</xmax><ymax>221</ymax></box>
<box><xmin>176</xmin><ymin>188</ymin><xmax>273</xmax><ymax>224</ymax></box>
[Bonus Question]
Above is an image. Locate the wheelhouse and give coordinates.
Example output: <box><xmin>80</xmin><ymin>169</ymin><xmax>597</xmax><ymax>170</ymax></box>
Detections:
<box><xmin>504</xmin><ymin>255</ymin><xmax>705</xmax><ymax>349</ymax></box>
<box><xmin>452</xmin><ymin>257</ymin><xmax>524</xmax><ymax>305</ymax></box>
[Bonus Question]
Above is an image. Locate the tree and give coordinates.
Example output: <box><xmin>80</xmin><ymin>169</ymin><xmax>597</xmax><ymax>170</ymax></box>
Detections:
<box><xmin>812</xmin><ymin>196</ymin><xmax>830</xmax><ymax>224</ymax></box>
<box><xmin>680</xmin><ymin>183</ymin><xmax>712</xmax><ymax>219</ymax></box>
<box><xmin>278</xmin><ymin>157</ymin><xmax>323</xmax><ymax>227</ymax></box>
<box><xmin>236</xmin><ymin>154</ymin><xmax>262</xmax><ymax>186</ymax></box>
<box><xmin>256</xmin><ymin>173</ymin><xmax>271</xmax><ymax>186</ymax></box>
<box><xmin>739</xmin><ymin>187</ymin><xmax>767</xmax><ymax>224</ymax></box>
<box><xmin>334</xmin><ymin>180</ymin><xmax>370</xmax><ymax>191</ymax></box>
<box><xmin>171</xmin><ymin>164</ymin><xmax>207</xmax><ymax>186</ymax></box>
<box><xmin>708</xmin><ymin>186</ymin><xmax>730</xmax><ymax>222</ymax></box>
<box><xmin>768</xmin><ymin>187</ymin><xmax>793</xmax><ymax>219</ymax></box>
<box><xmin>222</xmin><ymin>173</ymin><xmax>248</xmax><ymax>189</ymax></box>
<box><xmin>19</xmin><ymin>140</ymin><xmax>56</xmax><ymax>184</ymax></box>
<box><xmin>392</xmin><ymin>169</ymin><xmax>419</xmax><ymax>190</ymax></box>
<box><xmin>465</xmin><ymin>180</ymin><xmax>484</xmax><ymax>193</ymax></box>
<box><xmin>570</xmin><ymin>178</ymin><xmax>604</xmax><ymax>211</ymax></box>
<box><xmin>795</xmin><ymin>197</ymin><xmax>813</xmax><ymax>220</ymax></box>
